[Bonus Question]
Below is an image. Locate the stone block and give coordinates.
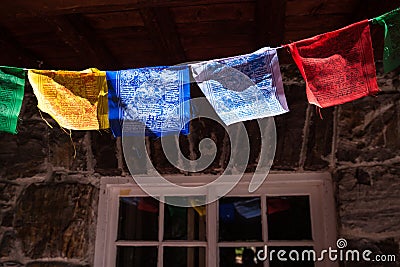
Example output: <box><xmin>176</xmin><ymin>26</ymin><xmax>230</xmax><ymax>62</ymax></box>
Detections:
<box><xmin>272</xmin><ymin>84</ymin><xmax>308</xmax><ymax>170</ymax></box>
<box><xmin>304</xmin><ymin>107</ymin><xmax>334</xmax><ymax>170</ymax></box>
<box><xmin>0</xmin><ymin>120</ymin><xmax>47</xmax><ymax>179</ymax></box>
<box><xmin>337</xmin><ymin>94</ymin><xmax>400</xmax><ymax>164</ymax></box>
<box><xmin>0</xmin><ymin>209</ymin><xmax>14</xmax><ymax>227</ymax></box>
<box><xmin>48</xmin><ymin>129</ymin><xmax>87</xmax><ymax>171</ymax></box>
<box><xmin>26</xmin><ymin>262</ymin><xmax>90</xmax><ymax>267</ymax></box>
<box><xmin>91</xmin><ymin>132</ymin><xmax>120</xmax><ymax>175</ymax></box>
<box><xmin>0</xmin><ymin>183</ymin><xmax>18</xmax><ymax>203</ymax></box>
<box><xmin>0</xmin><ymin>231</ymin><xmax>16</xmax><ymax>257</ymax></box>
<box><xmin>14</xmin><ymin>183</ymin><xmax>98</xmax><ymax>259</ymax></box>
<box><xmin>0</xmin><ymin>261</ymin><xmax>23</xmax><ymax>267</ymax></box>
<box><xmin>338</xmin><ymin>166</ymin><xmax>400</xmax><ymax>236</ymax></box>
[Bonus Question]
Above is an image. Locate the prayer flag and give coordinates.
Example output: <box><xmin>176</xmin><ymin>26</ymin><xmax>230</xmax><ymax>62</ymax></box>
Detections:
<box><xmin>28</xmin><ymin>68</ymin><xmax>109</xmax><ymax>130</ymax></box>
<box><xmin>191</xmin><ymin>47</ymin><xmax>289</xmax><ymax>126</ymax></box>
<box><xmin>373</xmin><ymin>8</ymin><xmax>400</xmax><ymax>73</ymax></box>
<box><xmin>106</xmin><ymin>66</ymin><xmax>190</xmax><ymax>137</ymax></box>
<box><xmin>288</xmin><ymin>20</ymin><xmax>380</xmax><ymax>108</ymax></box>
<box><xmin>0</xmin><ymin>66</ymin><xmax>25</xmax><ymax>134</ymax></box>
<box><xmin>233</xmin><ymin>198</ymin><xmax>261</xmax><ymax>219</ymax></box>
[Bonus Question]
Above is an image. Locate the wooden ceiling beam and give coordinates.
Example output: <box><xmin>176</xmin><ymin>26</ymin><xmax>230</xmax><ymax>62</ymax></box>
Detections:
<box><xmin>256</xmin><ymin>0</ymin><xmax>287</xmax><ymax>47</ymax></box>
<box><xmin>67</xmin><ymin>14</ymin><xmax>120</xmax><ymax>69</ymax></box>
<box><xmin>0</xmin><ymin>24</ymin><xmax>44</xmax><ymax>68</ymax></box>
<box><xmin>1</xmin><ymin>0</ymin><xmax>253</xmax><ymax>18</ymax></box>
<box><xmin>139</xmin><ymin>7</ymin><xmax>186</xmax><ymax>64</ymax></box>
<box><xmin>47</xmin><ymin>14</ymin><xmax>118</xmax><ymax>69</ymax></box>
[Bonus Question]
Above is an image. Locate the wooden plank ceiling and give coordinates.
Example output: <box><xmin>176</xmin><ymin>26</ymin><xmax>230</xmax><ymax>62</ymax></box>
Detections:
<box><xmin>0</xmin><ymin>0</ymin><xmax>398</xmax><ymax>70</ymax></box>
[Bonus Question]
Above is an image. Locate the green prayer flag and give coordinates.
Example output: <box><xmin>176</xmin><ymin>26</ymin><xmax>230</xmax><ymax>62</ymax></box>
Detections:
<box><xmin>373</xmin><ymin>8</ymin><xmax>400</xmax><ymax>73</ymax></box>
<box><xmin>0</xmin><ymin>66</ymin><xmax>25</xmax><ymax>134</ymax></box>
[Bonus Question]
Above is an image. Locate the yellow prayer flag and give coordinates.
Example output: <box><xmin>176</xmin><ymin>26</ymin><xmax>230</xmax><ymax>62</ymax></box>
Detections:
<box><xmin>28</xmin><ymin>68</ymin><xmax>109</xmax><ymax>130</ymax></box>
<box><xmin>190</xmin><ymin>199</ymin><xmax>206</xmax><ymax>217</ymax></box>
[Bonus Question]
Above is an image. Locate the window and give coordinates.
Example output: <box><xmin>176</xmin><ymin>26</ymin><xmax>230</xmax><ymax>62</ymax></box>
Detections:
<box><xmin>95</xmin><ymin>173</ymin><xmax>337</xmax><ymax>267</ymax></box>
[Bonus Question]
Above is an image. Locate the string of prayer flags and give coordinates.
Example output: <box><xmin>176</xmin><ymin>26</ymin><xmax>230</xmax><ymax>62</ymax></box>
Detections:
<box><xmin>1</xmin><ymin>8</ymin><xmax>398</xmax><ymax>136</ymax></box>
<box><xmin>191</xmin><ymin>47</ymin><xmax>289</xmax><ymax>126</ymax></box>
<box><xmin>0</xmin><ymin>66</ymin><xmax>25</xmax><ymax>134</ymax></box>
<box><xmin>106</xmin><ymin>66</ymin><xmax>190</xmax><ymax>137</ymax></box>
<box><xmin>28</xmin><ymin>68</ymin><xmax>109</xmax><ymax>130</ymax></box>
<box><xmin>372</xmin><ymin>8</ymin><xmax>400</xmax><ymax>73</ymax></box>
<box><xmin>287</xmin><ymin>20</ymin><xmax>380</xmax><ymax>108</ymax></box>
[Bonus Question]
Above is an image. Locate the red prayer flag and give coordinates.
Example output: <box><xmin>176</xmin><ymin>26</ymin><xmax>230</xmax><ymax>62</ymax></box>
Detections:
<box><xmin>288</xmin><ymin>20</ymin><xmax>380</xmax><ymax>108</ymax></box>
<box><xmin>138</xmin><ymin>198</ymin><xmax>159</xmax><ymax>213</ymax></box>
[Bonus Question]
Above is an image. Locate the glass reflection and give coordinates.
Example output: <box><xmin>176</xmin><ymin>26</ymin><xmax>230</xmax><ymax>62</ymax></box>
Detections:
<box><xmin>164</xmin><ymin>247</ymin><xmax>206</xmax><ymax>267</ymax></box>
<box><xmin>118</xmin><ymin>197</ymin><xmax>159</xmax><ymax>240</ymax></box>
<box><xmin>164</xmin><ymin>196</ymin><xmax>207</xmax><ymax>241</ymax></box>
<box><xmin>219</xmin><ymin>197</ymin><xmax>262</xmax><ymax>241</ymax></box>
<box><xmin>220</xmin><ymin>247</ymin><xmax>263</xmax><ymax>266</ymax></box>
<box><xmin>116</xmin><ymin>246</ymin><xmax>157</xmax><ymax>267</ymax></box>
<box><xmin>267</xmin><ymin>196</ymin><xmax>312</xmax><ymax>240</ymax></box>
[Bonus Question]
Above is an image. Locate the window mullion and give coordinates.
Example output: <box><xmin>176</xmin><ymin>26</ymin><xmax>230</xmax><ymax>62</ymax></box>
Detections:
<box><xmin>262</xmin><ymin>193</ymin><xmax>268</xmax><ymax>242</ymax></box>
<box><xmin>207</xmin><ymin>198</ymin><xmax>217</xmax><ymax>267</ymax></box>
<box><xmin>109</xmin><ymin>189</ymin><xmax>120</xmax><ymax>267</ymax></box>
<box><xmin>261</xmin><ymin>194</ymin><xmax>268</xmax><ymax>267</ymax></box>
<box><xmin>158</xmin><ymin>196</ymin><xmax>165</xmax><ymax>267</ymax></box>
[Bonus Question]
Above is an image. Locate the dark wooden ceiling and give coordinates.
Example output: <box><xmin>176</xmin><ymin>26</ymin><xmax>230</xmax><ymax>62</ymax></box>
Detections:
<box><xmin>0</xmin><ymin>0</ymin><xmax>399</xmax><ymax>70</ymax></box>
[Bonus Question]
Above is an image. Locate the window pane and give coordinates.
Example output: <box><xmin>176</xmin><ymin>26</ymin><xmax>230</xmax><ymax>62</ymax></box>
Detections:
<box><xmin>164</xmin><ymin>196</ymin><xmax>207</xmax><ymax>241</ymax></box>
<box><xmin>163</xmin><ymin>247</ymin><xmax>206</xmax><ymax>267</ymax></box>
<box><xmin>118</xmin><ymin>197</ymin><xmax>159</xmax><ymax>240</ymax></box>
<box><xmin>219</xmin><ymin>197</ymin><xmax>262</xmax><ymax>241</ymax></box>
<box><xmin>116</xmin><ymin>246</ymin><xmax>157</xmax><ymax>267</ymax></box>
<box><xmin>267</xmin><ymin>196</ymin><xmax>312</xmax><ymax>240</ymax></box>
<box><xmin>268</xmin><ymin>246</ymin><xmax>315</xmax><ymax>267</ymax></box>
<box><xmin>220</xmin><ymin>247</ymin><xmax>263</xmax><ymax>266</ymax></box>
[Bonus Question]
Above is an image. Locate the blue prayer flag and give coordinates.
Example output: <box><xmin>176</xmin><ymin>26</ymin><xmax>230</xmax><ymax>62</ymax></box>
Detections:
<box><xmin>191</xmin><ymin>47</ymin><xmax>288</xmax><ymax>125</ymax></box>
<box><xmin>106</xmin><ymin>66</ymin><xmax>190</xmax><ymax>137</ymax></box>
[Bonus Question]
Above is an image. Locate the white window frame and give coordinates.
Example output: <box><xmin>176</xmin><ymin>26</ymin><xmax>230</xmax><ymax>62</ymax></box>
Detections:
<box><xmin>95</xmin><ymin>172</ymin><xmax>337</xmax><ymax>267</ymax></box>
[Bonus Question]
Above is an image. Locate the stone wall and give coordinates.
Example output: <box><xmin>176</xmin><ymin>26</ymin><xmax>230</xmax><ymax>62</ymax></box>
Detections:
<box><xmin>0</xmin><ymin>63</ymin><xmax>399</xmax><ymax>266</ymax></box>
<box><xmin>335</xmin><ymin>67</ymin><xmax>400</xmax><ymax>267</ymax></box>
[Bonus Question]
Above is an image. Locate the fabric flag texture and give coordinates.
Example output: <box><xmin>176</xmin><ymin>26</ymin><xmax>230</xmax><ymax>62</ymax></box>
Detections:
<box><xmin>373</xmin><ymin>8</ymin><xmax>400</xmax><ymax>73</ymax></box>
<box><xmin>28</xmin><ymin>68</ymin><xmax>109</xmax><ymax>130</ymax></box>
<box><xmin>106</xmin><ymin>66</ymin><xmax>190</xmax><ymax>137</ymax></box>
<box><xmin>287</xmin><ymin>20</ymin><xmax>380</xmax><ymax>108</ymax></box>
<box><xmin>233</xmin><ymin>198</ymin><xmax>261</xmax><ymax>219</ymax></box>
<box><xmin>190</xmin><ymin>199</ymin><xmax>206</xmax><ymax>217</ymax></box>
<box><xmin>0</xmin><ymin>66</ymin><xmax>25</xmax><ymax>134</ymax></box>
<box><xmin>266</xmin><ymin>198</ymin><xmax>291</xmax><ymax>215</ymax></box>
<box><xmin>191</xmin><ymin>47</ymin><xmax>288</xmax><ymax>126</ymax></box>
<box><xmin>137</xmin><ymin>198</ymin><xmax>159</xmax><ymax>213</ymax></box>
